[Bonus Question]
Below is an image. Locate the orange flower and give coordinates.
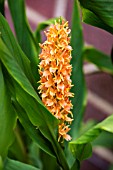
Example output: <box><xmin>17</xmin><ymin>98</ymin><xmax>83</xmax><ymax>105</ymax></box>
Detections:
<box><xmin>38</xmin><ymin>19</ymin><xmax>74</xmax><ymax>142</ymax></box>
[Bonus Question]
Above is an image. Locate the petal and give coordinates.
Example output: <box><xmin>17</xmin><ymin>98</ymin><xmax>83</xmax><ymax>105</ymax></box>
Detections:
<box><xmin>42</xmin><ymin>93</ymin><xmax>47</xmax><ymax>98</ymax></box>
<box><xmin>43</xmin><ymin>70</ymin><xmax>50</xmax><ymax>77</ymax></box>
<box><xmin>46</xmin><ymin>99</ymin><xmax>54</xmax><ymax>106</ymax></box>
<box><xmin>57</xmin><ymin>83</ymin><xmax>65</xmax><ymax>91</ymax></box>
<box><xmin>49</xmin><ymin>67</ymin><xmax>57</xmax><ymax>73</ymax></box>
<box><xmin>64</xmin><ymin>134</ymin><xmax>72</xmax><ymax>141</ymax></box>
<box><xmin>45</xmin><ymin>80</ymin><xmax>53</xmax><ymax>87</ymax></box>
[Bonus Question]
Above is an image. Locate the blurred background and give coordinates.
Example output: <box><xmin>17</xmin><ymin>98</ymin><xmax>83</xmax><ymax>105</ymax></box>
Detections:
<box><xmin>5</xmin><ymin>0</ymin><xmax>113</xmax><ymax>169</ymax></box>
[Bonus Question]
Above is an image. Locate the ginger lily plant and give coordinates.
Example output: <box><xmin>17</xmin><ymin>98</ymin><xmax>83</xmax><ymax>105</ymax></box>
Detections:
<box><xmin>0</xmin><ymin>0</ymin><xmax>113</xmax><ymax>170</ymax></box>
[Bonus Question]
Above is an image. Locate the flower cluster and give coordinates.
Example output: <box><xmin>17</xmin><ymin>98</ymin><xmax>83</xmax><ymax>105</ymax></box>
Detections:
<box><xmin>38</xmin><ymin>19</ymin><xmax>74</xmax><ymax>142</ymax></box>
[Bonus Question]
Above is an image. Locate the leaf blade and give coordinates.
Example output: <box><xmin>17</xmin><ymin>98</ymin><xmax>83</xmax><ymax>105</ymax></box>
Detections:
<box><xmin>7</xmin><ymin>0</ymin><xmax>38</xmax><ymax>64</ymax></box>
<box><xmin>13</xmin><ymin>100</ymin><xmax>56</xmax><ymax>158</ymax></box>
<box><xmin>69</xmin><ymin>114</ymin><xmax>113</xmax><ymax>160</ymax></box>
<box><xmin>0</xmin><ymin>13</ymin><xmax>36</xmax><ymax>87</ymax></box>
<box><xmin>0</xmin><ymin>63</ymin><xmax>16</xmax><ymax>158</ymax></box>
<box><xmin>79</xmin><ymin>0</ymin><xmax>113</xmax><ymax>34</ymax></box>
<box><xmin>70</xmin><ymin>0</ymin><xmax>87</xmax><ymax>138</ymax></box>
<box><xmin>7</xmin><ymin>0</ymin><xmax>40</xmax><ymax>81</ymax></box>
<box><xmin>84</xmin><ymin>47</ymin><xmax>113</xmax><ymax>74</ymax></box>
<box><xmin>4</xmin><ymin>158</ymin><xmax>40</xmax><ymax>170</ymax></box>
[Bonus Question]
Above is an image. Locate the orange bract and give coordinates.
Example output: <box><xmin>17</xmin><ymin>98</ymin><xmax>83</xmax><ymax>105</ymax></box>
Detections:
<box><xmin>38</xmin><ymin>19</ymin><xmax>74</xmax><ymax>142</ymax></box>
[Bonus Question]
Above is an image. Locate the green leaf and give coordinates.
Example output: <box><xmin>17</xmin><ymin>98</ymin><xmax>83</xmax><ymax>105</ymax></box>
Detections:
<box><xmin>0</xmin><ymin>37</ymin><xmax>42</xmax><ymax>104</ymax></box>
<box><xmin>3</xmin><ymin>65</ymin><xmax>56</xmax><ymax>159</ymax></box>
<box><xmin>70</xmin><ymin>143</ymin><xmax>92</xmax><ymax>161</ymax></box>
<box><xmin>0</xmin><ymin>63</ymin><xmax>16</xmax><ymax>158</ymax></box>
<box><xmin>1</xmin><ymin>67</ymin><xmax>26</xmax><ymax>161</ymax></box>
<box><xmin>29</xmin><ymin>142</ymin><xmax>42</xmax><ymax>169</ymax></box>
<box><xmin>71</xmin><ymin>0</ymin><xmax>83</xmax><ymax>58</ymax></box>
<box><xmin>4</xmin><ymin>158</ymin><xmax>40</xmax><ymax>170</ymax></box>
<box><xmin>7</xmin><ymin>0</ymin><xmax>40</xmax><ymax>82</ymax></box>
<box><xmin>71</xmin><ymin>159</ymin><xmax>80</xmax><ymax>170</ymax></box>
<box><xmin>39</xmin><ymin>150</ymin><xmax>60</xmax><ymax>170</ymax></box>
<box><xmin>81</xmin><ymin>8</ymin><xmax>113</xmax><ymax>34</ymax></box>
<box><xmin>0</xmin><ymin>13</ymin><xmax>36</xmax><ymax>87</ymax></box>
<box><xmin>8</xmin><ymin>128</ymin><xmax>27</xmax><ymax>162</ymax></box>
<box><xmin>0</xmin><ymin>156</ymin><xmax>3</xmax><ymax>170</ymax></box>
<box><xmin>80</xmin><ymin>120</ymin><xmax>96</xmax><ymax>135</ymax></box>
<box><xmin>7</xmin><ymin>0</ymin><xmax>38</xmax><ymax>64</ymax></box>
<box><xmin>69</xmin><ymin>114</ymin><xmax>113</xmax><ymax>160</ymax></box>
<box><xmin>70</xmin><ymin>0</ymin><xmax>87</xmax><ymax>138</ymax></box>
<box><xmin>0</xmin><ymin>0</ymin><xmax>4</xmax><ymax>16</ymax></box>
<box><xmin>79</xmin><ymin>0</ymin><xmax>113</xmax><ymax>34</ymax></box>
<box><xmin>13</xmin><ymin>100</ymin><xmax>56</xmax><ymax>158</ymax></box>
<box><xmin>84</xmin><ymin>47</ymin><xmax>113</xmax><ymax>74</ymax></box>
<box><xmin>93</xmin><ymin>131</ymin><xmax>113</xmax><ymax>149</ymax></box>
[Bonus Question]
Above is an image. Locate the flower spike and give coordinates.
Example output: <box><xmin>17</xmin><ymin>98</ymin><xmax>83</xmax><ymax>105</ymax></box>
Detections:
<box><xmin>38</xmin><ymin>19</ymin><xmax>74</xmax><ymax>142</ymax></box>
